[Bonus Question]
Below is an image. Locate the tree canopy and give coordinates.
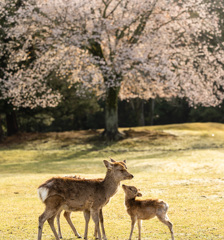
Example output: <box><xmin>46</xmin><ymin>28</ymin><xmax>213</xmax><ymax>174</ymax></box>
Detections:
<box><xmin>1</xmin><ymin>0</ymin><xmax>224</xmax><ymax>139</ymax></box>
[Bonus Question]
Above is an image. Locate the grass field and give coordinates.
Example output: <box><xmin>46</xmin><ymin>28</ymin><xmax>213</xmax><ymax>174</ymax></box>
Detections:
<box><xmin>0</xmin><ymin>122</ymin><xmax>224</xmax><ymax>240</ymax></box>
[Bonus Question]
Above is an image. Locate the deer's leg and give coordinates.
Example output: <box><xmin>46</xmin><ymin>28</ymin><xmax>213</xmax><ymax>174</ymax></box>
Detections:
<box><xmin>137</xmin><ymin>219</ymin><xmax>142</xmax><ymax>240</ymax></box>
<box><xmin>91</xmin><ymin>210</ymin><xmax>102</xmax><ymax>240</ymax></box>
<box><xmin>38</xmin><ymin>195</ymin><xmax>64</xmax><ymax>240</ymax></box>
<box><xmin>129</xmin><ymin>216</ymin><xmax>137</xmax><ymax>240</ymax></box>
<box><xmin>56</xmin><ymin>210</ymin><xmax>63</xmax><ymax>239</ymax></box>
<box><xmin>48</xmin><ymin>215</ymin><xmax>60</xmax><ymax>240</ymax></box>
<box><xmin>94</xmin><ymin>225</ymin><xmax>98</xmax><ymax>239</ymax></box>
<box><xmin>95</xmin><ymin>209</ymin><xmax>107</xmax><ymax>240</ymax></box>
<box><xmin>100</xmin><ymin>209</ymin><xmax>107</xmax><ymax>240</ymax></box>
<box><xmin>38</xmin><ymin>210</ymin><xmax>59</xmax><ymax>240</ymax></box>
<box><xmin>38</xmin><ymin>211</ymin><xmax>48</xmax><ymax>240</ymax></box>
<box><xmin>63</xmin><ymin>211</ymin><xmax>81</xmax><ymax>238</ymax></box>
<box><xmin>38</xmin><ymin>208</ymin><xmax>58</xmax><ymax>240</ymax></box>
<box><xmin>157</xmin><ymin>214</ymin><xmax>174</xmax><ymax>240</ymax></box>
<box><xmin>83</xmin><ymin>210</ymin><xmax>91</xmax><ymax>240</ymax></box>
<box><xmin>94</xmin><ymin>225</ymin><xmax>100</xmax><ymax>239</ymax></box>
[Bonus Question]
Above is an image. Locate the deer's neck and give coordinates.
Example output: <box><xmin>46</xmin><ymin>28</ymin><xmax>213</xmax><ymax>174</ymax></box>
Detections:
<box><xmin>102</xmin><ymin>170</ymin><xmax>120</xmax><ymax>198</ymax></box>
<box><xmin>125</xmin><ymin>197</ymin><xmax>136</xmax><ymax>208</ymax></box>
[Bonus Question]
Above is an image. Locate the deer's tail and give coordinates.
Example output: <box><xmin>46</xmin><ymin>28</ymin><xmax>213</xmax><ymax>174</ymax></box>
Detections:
<box><xmin>38</xmin><ymin>186</ymin><xmax>49</xmax><ymax>202</ymax></box>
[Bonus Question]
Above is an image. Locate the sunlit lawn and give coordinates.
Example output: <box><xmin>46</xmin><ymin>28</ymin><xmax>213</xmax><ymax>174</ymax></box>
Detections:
<box><xmin>0</xmin><ymin>122</ymin><xmax>224</xmax><ymax>239</ymax></box>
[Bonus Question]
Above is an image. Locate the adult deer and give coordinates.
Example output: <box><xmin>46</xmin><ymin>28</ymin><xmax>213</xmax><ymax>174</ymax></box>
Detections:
<box><xmin>56</xmin><ymin>158</ymin><xmax>127</xmax><ymax>239</ymax></box>
<box><xmin>37</xmin><ymin>160</ymin><xmax>133</xmax><ymax>240</ymax></box>
<box><xmin>122</xmin><ymin>184</ymin><xmax>174</xmax><ymax>240</ymax></box>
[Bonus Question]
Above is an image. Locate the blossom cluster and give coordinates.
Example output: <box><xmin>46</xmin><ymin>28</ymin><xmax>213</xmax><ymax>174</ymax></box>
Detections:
<box><xmin>1</xmin><ymin>0</ymin><xmax>224</xmax><ymax>108</ymax></box>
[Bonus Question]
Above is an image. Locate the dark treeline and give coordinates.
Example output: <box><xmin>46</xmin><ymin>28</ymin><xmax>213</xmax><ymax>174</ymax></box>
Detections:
<box><xmin>1</xmin><ymin>96</ymin><xmax>224</xmax><ymax>137</ymax></box>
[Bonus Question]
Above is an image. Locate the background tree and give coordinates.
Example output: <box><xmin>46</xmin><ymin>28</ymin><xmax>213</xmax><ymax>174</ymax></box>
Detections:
<box><xmin>15</xmin><ymin>79</ymin><xmax>102</xmax><ymax>133</ymax></box>
<box><xmin>0</xmin><ymin>0</ymin><xmax>61</xmax><ymax>137</ymax></box>
<box><xmin>1</xmin><ymin>0</ymin><xmax>224</xmax><ymax>140</ymax></box>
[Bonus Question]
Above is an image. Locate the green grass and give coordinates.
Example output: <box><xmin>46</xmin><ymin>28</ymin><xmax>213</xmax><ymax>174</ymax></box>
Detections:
<box><xmin>0</xmin><ymin>122</ymin><xmax>224</xmax><ymax>239</ymax></box>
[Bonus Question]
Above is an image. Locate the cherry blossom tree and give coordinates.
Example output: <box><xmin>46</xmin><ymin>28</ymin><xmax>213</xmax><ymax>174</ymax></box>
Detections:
<box><xmin>0</xmin><ymin>0</ymin><xmax>61</xmax><ymax>110</ymax></box>
<box><xmin>0</xmin><ymin>0</ymin><xmax>62</xmax><ymax>136</ymax></box>
<box><xmin>1</xmin><ymin>0</ymin><xmax>224</xmax><ymax>140</ymax></box>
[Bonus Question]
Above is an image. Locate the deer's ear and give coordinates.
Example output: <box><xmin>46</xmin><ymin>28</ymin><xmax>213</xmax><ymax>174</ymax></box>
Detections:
<box><xmin>103</xmin><ymin>160</ymin><xmax>113</xmax><ymax>170</ymax></box>
<box><xmin>110</xmin><ymin>158</ymin><xmax>116</xmax><ymax>163</ymax></box>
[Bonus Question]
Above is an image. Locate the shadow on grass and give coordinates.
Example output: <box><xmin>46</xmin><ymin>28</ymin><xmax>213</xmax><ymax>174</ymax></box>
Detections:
<box><xmin>0</xmin><ymin>145</ymin><xmax>174</xmax><ymax>174</ymax></box>
<box><xmin>2</xmin><ymin>125</ymin><xmax>222</xmax><ymax>174</ymax></box>
<box><xmin>0</xmin><ymin>145</ymin><xmax>108</xmax><ymax>174</ymax></box>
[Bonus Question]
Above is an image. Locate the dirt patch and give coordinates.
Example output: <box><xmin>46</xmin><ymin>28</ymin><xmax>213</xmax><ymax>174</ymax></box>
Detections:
<box><xmin>0</xmin><ymin>129</ymin><xmax>101</xmax><ymax>147</ymax></box>
<box><xmin>123</xmin><ymin>128</ymin><xmax>176</xmax><ymax>139</ymax></box>
<box><xmin>0</xmin><ymin>128</ymin><xmax>176</xmax><ymax>147</ymax></box>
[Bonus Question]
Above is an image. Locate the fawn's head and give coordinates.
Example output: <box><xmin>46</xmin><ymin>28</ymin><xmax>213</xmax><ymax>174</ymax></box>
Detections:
<box><xmin>122</xmin><ymin>184</ymin><xmax>142</xmax><ymax>199</ymax></box>
<box><xmin>103</xmin><ymin>160</ymin><xmax>133</xmax><ymax>181</ymax></box>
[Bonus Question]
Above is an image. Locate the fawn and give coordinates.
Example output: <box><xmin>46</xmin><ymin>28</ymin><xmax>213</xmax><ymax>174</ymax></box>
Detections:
<box><xmin>122</xmin><ymin>184</ymin><xmax>174</xmax><ymax>240</ymax></box>
<box><xmin>37</xmin><ymin>160</ymin><xmax>133</xmax><ymax>240</ymax></box>
<box><xmin>56</xmin><ymin>158</ymin><xmax>127</xmax><ymax>239</ymax></box>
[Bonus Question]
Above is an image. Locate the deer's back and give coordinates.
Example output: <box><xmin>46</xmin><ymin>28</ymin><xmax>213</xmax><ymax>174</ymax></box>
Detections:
<box><xmin>39</xmin><ymin>177</ymin><xmax>102</xmax><ymax>201</ymax></box>
<box><xmin>38</xmin><ymin>177</ymin><xmax>114</xmax><ymax>211</ymax></box>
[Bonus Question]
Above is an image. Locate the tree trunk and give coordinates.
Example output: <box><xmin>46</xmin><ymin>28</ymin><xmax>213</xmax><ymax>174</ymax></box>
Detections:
<box><xmin>149</xmin><ymin>98</ymin><xmax>155</xmax><ymax>126</ymax></box>
<box><xmin>6</xmin><ymin>111</ymin><xmax>18</xmax><ymax>136</ymax></box>
<box><xmin>0</xmin><ymin>115</ymin><xmax>4</xmax><ymax>141</ymax></box>
<box><xmin>136</xmin><ymin>98</ymin><xmax>145</xmax><ymax>126</ymax></box>
<box><xmin>102</xmin><ymin>86</ymin><xmax>123</xmax><ymax>141</ymax></box>
<box><xmin>129</xmin><ymin>98</ymin><xmax>145</xmax><ymax>126</ymax></box>
<box><xmin>87</xmin><ymin>40</ymin><xmax>124</xmax><ymax>140</ymax></box>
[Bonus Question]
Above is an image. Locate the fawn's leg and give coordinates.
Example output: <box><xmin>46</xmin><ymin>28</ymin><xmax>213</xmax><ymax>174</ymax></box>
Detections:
<box><xmin>83</xmin><ymin>210</ymin><xmax>91</xmax><ymax>240</ymax></box>
<box><xmin>157</xmin><ymin>214</ymin><xmax>174</xmax><ymax>240</ymax></box>
<box><xmin>129</xmin><ymin>216</ymin><xmax>137</xmax><ymax>240</ymax></box>
<box><xmin>56</xmin><ymin>210</ymin><xmax>63</xmax><ymax>239</ymax></box>
<box><xmin>64</xmin><ymin>211</ymin><xmax>81</xmax><ymax>238</ymax></box>
<box><xmin>91</xmin><ymin>210</ymin><xmax>102</xmax><ymax>240</ymax></box>
<box><xmin>137</xmin><ymin>219</ymin><xmax>142</xmax><ymax>240</ymax></box>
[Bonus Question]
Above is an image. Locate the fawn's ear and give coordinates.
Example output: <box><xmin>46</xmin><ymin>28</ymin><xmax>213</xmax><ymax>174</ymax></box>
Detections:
<box><xmin>103</xmin><ymin>160</ymin><xmax>113</xmax><ymax>170</ymax></box>
<box><xmin>110</xmin><ymin>158</ymin><xmax>116</xmax><ymax>163</ymax></box>
<box><xmin>137</xmin><ymin>192</ymin><xmax>142</xmax><ymax>197</ymax></box>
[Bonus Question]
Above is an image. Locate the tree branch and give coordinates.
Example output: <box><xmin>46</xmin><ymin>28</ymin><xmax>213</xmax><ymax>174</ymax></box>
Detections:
<box><xmin>128</xmin><ymin>0</ymin><xmax>158</xmax><ymax>44</ymax></box>
<box><xmin>152</xmin><ymin>10</ymin><xmax>186</xmax><ymax>32</ymax></box>
<box><xmin>102</xmin><ymin>0</ymin><xmax>113</xmax><ymax>18</ymax></box>
<box><xmin>106</xmin><ymin>0</ymin><xmax>123</xmax><ymax>18</ymax></box>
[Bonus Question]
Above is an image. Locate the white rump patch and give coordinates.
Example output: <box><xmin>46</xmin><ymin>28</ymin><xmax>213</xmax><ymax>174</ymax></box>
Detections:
<box><xmin>38</xmin><ymin>187</ymin><xmax>49</xmax><ymax>202</ymax></box>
